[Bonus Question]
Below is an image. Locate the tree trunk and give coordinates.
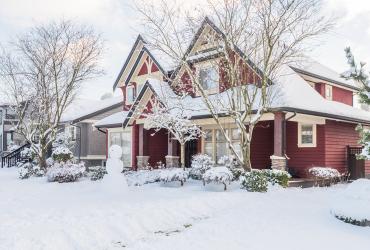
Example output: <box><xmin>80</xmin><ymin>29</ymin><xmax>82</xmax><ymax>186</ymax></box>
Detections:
<box><xmin>241</xmin><ymin>141</ymin><xmax>252</xmax><ymax>172</ymax></box>
<box><xmin>180</xmin><ymin>143</ymin><xmax>185</xmax><ymax>170</ymax></box>
<box><xmin>38</xmin><ymin>145</ymin><xmax>48</xmax><ymax>170</ymax></box>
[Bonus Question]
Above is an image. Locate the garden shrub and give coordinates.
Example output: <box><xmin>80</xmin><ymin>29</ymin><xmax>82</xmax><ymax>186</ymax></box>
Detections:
<box><xmin>52</xmin><ymin>146</ymin><xmax>74</xmax><ymax>163</ymax></box>
<box><xmin>159</xmin><ymin>168</ymin><xmax>188</xmax><ymax>186</ymax></box>
<box><xmin>46</xmin><ymin>161</ymin><xmax>85</xmax><ymax>183</ymax></box>
<box><xmin>218</xmin><ymin>155</ymin><xmax>244</xmax><ymax>181</ymax></box>
<box><xmin>18</xmin><ymin>162</ymin><xmax>45</xmax><ymax>179</ymax></box>
<box><xmin>309</xmin><ymin>167</ymin><xmax>341</xmax><ymax>185</ymax></box>
<box><xmin>189</xmin><ymin>154</ymin><xmax>214</xmax><ymax>180</ymax></box>
<box><xmin>202</xmin><ymin>167</ymin><xmax>233</xmax><ymax>191</ymax></box>
<box><xmin>263</xmin><ymin>169</ymin><xmax>291</xmax><ymax>188</ymax></box>
<box><xmin>240</xmin><ymin>169</ymin><xmax>268</xmax><ymax>192</ymax></box>
<box><xmin>89</xmin><ymin>166</ymin><xmax>107</xmax><ymax>181</ymax></box>
<box><xmin>125</xmin><ymin>169</ymin><xmax>162</xmax><ymax>186</ymax></box>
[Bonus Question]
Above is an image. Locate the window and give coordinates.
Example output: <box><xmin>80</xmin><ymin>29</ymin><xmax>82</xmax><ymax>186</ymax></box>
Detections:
<box><xmin>126</xmin><ymin>85</ymin><xmax>135</xmax><ymax>104</ymax></box>
<box><xmin>199</xmin><ymin>66</ymin><xmax>219</xmax><ymax>92</ymax></box>
<box><xmin>109</xmin><ymin>130</ymin><xmax>131</xmax><ymax>167</ymax></box>
<box><xmin>325</xmin><ymin>85</ymin><xmax>332</xmax><ymax>101</ymax></box>
<box><xmin>202</xmin><ymin>128</ymin><xmax>241</xmax><ymax>162</ymax></box>
<box><xmin>298</xmin><ymin>123</ymin><xmax>316</xmax><ymax>147</ymax></box>
<box><xmin>68</xmin><ymin>126</ymin><xmax>77</xmax><ymax>141</ymax></box>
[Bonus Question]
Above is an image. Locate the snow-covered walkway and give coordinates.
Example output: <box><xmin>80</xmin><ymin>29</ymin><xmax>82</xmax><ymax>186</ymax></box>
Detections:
<box><xmin>0</xmin><ymin>168</ymin><xmax>368</xmax><ymax>250</ymax></box>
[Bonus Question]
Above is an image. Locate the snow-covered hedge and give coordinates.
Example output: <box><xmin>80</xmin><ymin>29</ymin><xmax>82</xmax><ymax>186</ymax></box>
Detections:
<box><xmin>202</xmin><ymin>167</ymin><xmax>233</xmax><ymax>191</ymax></box>
<box><xmin>309</xmin><ymin>167</ymin><xmax>341</xmax><ymax>179</ymax></box>
<box><xmin>18</xmin><ymin>162</ymin><xmax>45</xmax><ymax>179</ymax></box>
<box><xmin>331</xmin><ymin>179</ymin><xmax>370</xmax><ymax>227</ymax></box>
<box><xmin>218</xmin><ymin>155</ymin><xmax>244</xmax><ymax>181</ymax></box>
<box><xmin>159</xmin><ymin>168</ymin><xmax>188</xmax><ymax>186</ymax></box>
<box><xmin>125</xmin><ymin>169</ymin><xmax>162</xmax><ymax>186</ymax></box>
<box><xmin>89</xmin><ymin>166</ymin><xmax>107</xmax><ymax>181</ymax></box>
<box><xmin>189</xmin><ymin>154</ymin><xmax>214</xmax><ymax>180</ymax></box>
<box><xmin>263</xmin><ymin>169</ymin><xmax>291</xmax><ymax>188</ymax></box>
<box><xmin>20</xmin><ymin>148</ymin><xmax>35</xmax><ymax>160</ymax></box>
<box><xmin>52</xmin><ymin>146</ymin><xmax>74</xmax><ymax>163</ymax></box>
<box><xmin>240</xmin><ymin>170</ymin><xmax>268</xmax><ymax>192</ymax></box>
<box><xmin>46</xmin><ymin>161</ymin><xmax>85</xmax><ymax>183</ymax></box>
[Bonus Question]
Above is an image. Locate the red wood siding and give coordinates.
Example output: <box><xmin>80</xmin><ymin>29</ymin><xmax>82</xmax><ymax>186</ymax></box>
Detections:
<box><xmin>324</xmin><ymin>120</ymin><xmax>358</xmax><ymax>173</ymax></box>
<box><xmin>251</xmin><ymin>121</ymin><xmax>274</xmax><ymax>169</ymax></box>
<box><xmin>365</xmin><ymin>161</ymin><xmax>370</xmax><ymax>175</ymax></box>
<box><xmin>138</xmin><ymin>62</ymin><xmax>148</xmax><ymax>76</ymax></box>
<box><xmin>314</xmin><ymin>83</ymin><xmax>325</xmax><ymax>97</ymax></box>
<box><xmin>131</xmin><ymin>123</ymin><xmax>139</xmax><ymax>169</ymax></box>
<box><xmin>286</xmin><ymin>122</ymin><xmax>326</xmax><ymax>177</ymax></box>
<box><xmin>332</xmin><ymin>86</ymin><xmax>353</xmax><ymax>106</ymax></box>
<box><xmin>147</xmin><ymin>129</ymin><xmax>168</xmax><ymax>167</ymax></box>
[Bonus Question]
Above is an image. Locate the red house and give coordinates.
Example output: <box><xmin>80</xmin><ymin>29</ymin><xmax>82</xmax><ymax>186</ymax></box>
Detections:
<box><xmin>95</xmin><ymin>18</ymin><xmax>370</xmax><ymax>178</ymax></box>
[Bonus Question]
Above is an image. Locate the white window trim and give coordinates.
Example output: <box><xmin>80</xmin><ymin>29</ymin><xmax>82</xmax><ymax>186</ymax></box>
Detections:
<box><xmin>325</xmin><ymin>84</ymin><xmax>333</xmax><ymax>101</ymax></box>
<box><xmin>297</xmin><ymin>123</ymin><xmax>317</xmax><ymax>148</ymax></box>
<box><xmin>126</xmin><ymin>85</ymin><xmax>135</xmax><ymax>105</ymax></box>
<box><xmin>196</xmin><ymin>61</ymin><xmax>219</xmax><ymax>95</ymax></box>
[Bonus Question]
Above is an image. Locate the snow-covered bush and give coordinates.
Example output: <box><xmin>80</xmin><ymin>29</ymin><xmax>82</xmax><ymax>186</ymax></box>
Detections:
<box><xmin>263</xmin><ymin>169</ymin><xmax>291</xmax><ymax>188</ymax></box>
<box><xmin>46</xmin><ymin>161</ymin><xmax>85</xmax><ymax>183</ymax></box>
<box><xmin>46</xmin><ymin>157</ymin><xmax>54</xmax><ymax>167</ymax></box>
<box><xmin>189</xmin><ymin>154</ymin><xmax>214</xmax><ymax>180</ymax></box>
<box><xmin>125</xmin><ymin>169</ymin><xmax>162</xmax><ymax>186</ymax></box>
<box><xmin>202</xmin><ymin>167</ymin><xmax>233</xmax><ymax>191</ymax></box>
<box><xmin>89</xmin><ymin>166</ymin><xmax>107</xmax><ymax>181</ymax></box>
<box><xmin>159</xmin><ymin>168</ymin><xmax>188</xmax><ymax>186</ymax></box>
<box><xmin>309</xmin><ymin>167</ymin><xmax>341</xmax><ymax>179</ymax></box>
<box><xmin>7</xmin><ymin>142</ymin><xmax>19</xmax><ymax>152</ymax></box>
<box><xmin>240</xmin><ymin>170</ymin><xmax>268</xmax><ymax>192</ymax></box>
<box><xmin>18</xmin><ymin>162</ymin><xmax>45</xmax><ymax>179</ymax></box>
<box><xmin>20</xmin><ymin>147</ymin><xmax>35</xmax><ymax>160</ymax></box>
<box><xmin>218</xmin><ymin>155</ymin><xmax>244</xmax><ymax>181</ymax></box>
<box><xmin>52</xmin><ymin>146</ymin><xmax>74</xmax><ymax>163</ymax></box>
<box><xmin>331</xmin><ymin>179</ymin><xmax>370</xmax><ymax>227</ymax></box>
<box><xmin>52</xmin><ymin>132</ymin><xmax>75</xmax><ymax>150</ymax></box>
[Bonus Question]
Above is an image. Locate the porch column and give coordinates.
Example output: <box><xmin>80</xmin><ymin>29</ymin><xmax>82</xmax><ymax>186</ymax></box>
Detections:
<box><xmin>166</xmin><ymin>133</ymin><xmax>180</xmax><ymax>168</ymax></box>
<box><xmin>137</xmin><ymin>124</ymin><xmax>149</xmax><ymax>169</ymax></box>
<box><xmin>271</xmin><ymin>112</ymin><xmax>287</xmax><ymax>170</ymax></box>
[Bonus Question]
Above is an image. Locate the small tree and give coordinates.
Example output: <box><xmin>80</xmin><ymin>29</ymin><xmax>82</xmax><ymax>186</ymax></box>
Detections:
<box><xmin>134</xmin><ymin>0</ymin><xmax>333</xmax><ymax>171</ymax></box>
<box><xmin>0</xmin><ymin>20</ymin><xmax>104</xmax><ymax>170</ymax></box>
<box><xmin>342</xmin><ymin>47</ymin><xmax>370</xmax><ymax>158</ymax></box>
<box><xmin>144</xmin><ymin>92</ymin><xmax>203</xmax><ymax>169</ymax></box>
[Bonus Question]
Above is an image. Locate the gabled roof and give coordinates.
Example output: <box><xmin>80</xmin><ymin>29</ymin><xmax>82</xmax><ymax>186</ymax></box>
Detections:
<box><xmin>94</xmin><ymin>111</ymin><xmax>129</xmax><ymax>128</ymax></box>
<box><xmin>61</xmin><ymin>96</ymin><xmax>123</xmax><ymax>124</ymax></box>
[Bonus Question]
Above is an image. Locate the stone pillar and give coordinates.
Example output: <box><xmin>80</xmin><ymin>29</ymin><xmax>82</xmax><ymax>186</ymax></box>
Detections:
<box><xmin>271</xmin><ymin>112</ymin><xmax>287</xmax><ymax>170</ymax></box>
<box><xmin>165</xmin><ymin>155</ymin><xmax>180</xmax><ymax>168</ymax></box>
<box><xmin>137</xmin><ymin>156</ymin><xmax>150</xmax><ymax>170</ymax></box>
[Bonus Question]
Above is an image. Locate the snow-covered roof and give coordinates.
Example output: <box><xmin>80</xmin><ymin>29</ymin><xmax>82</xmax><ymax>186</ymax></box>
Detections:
<box><xmin>61</xmin><ymin>96</ymin><xmax>123</xmax><ymax>123</ymax></box>
<box><xmin>290</xmin><ymin>59</ymin><xmax>360</xmax><ymax>90</ymax></box>
<box><xmin>94</xmin><ymin>111</ymin><xmax>128</xmax><ymax>128</ymax></box>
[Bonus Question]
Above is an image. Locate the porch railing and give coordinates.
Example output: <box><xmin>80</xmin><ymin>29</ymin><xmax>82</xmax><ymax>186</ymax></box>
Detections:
<box><xmin>1</xmin><ymin>143</ymin><xmax>31</xmax><ymax>168</ymax></box>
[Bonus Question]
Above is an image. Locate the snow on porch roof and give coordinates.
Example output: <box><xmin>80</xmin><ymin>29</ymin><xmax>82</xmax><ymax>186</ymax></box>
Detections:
<box><xmin>94</xmin><ymin>111</ymin><xmax>129</xmax><ymax>128</ymax></box>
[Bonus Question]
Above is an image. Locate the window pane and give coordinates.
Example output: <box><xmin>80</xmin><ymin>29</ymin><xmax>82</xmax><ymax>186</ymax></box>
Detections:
<box><xmin>231</xmin><ymin>128</ymin><xmax>240</xmax><ymax>140</ymax></box>
<box><xmin>216</xmin><ymin>130</ymin><xmax>226</xmax><ymax>142</ymax></box>
<box><xmin>199</xmin><ymin>67</ymin><xmax>219</xmax><ymax>90</ymax></box>
<box><xmin>126</xmin><ymin>87</ymin><xmax>135</xmax><ymax>103</ymax></box>
<box><xmin>204</xmin><ymin>142</ymin><xmax>213</xmax><ymax>156</ymax></box>
<box><xmin>204</xmin><ymin>130</ymin><xmax>212</xmax><ymax>142</ymax></box>
<box><xmin>216</xmin><ymin>142</ymin><xmax>227</xmax><ymax>161</ymax></box>
<box><xmin>301</xmin><ymin>125</ymin><xmax>313</xmax><ymax>144</ymax></box>
<box><xmin>231</xmin><ymin>142</ymin><xmax>241</xmax><ymax>158</ymax></box>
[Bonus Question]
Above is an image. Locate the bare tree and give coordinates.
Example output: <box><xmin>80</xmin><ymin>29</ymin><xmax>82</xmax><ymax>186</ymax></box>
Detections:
<box><xmin>0</xmin><ymin>20</ymin><xmax>104</xmax><ymax>169</ymax></box>
<box><xmin>144</xmin><ymin>86</ymin><xmax>203</xmax><ymax>169</ymax></box>
<box><xmin>134</xmin><ymin>0</ymin><xmax>333</xmax><ymax>171</ymax></box>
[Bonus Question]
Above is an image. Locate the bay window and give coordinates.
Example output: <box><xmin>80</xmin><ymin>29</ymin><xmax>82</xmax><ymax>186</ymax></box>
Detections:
<box><xmin>109</xmin><ymin>129</ymin><xmax>132</xmax><ymax>167</ymax></box>
<box><xmin>202</xmin><ymin>128</ymin><xmax>241</xmax><ymax>162</ymax></box>
<box><xmin>198</xmin><ymin>65</ymin><xmax>219</xmax><ymax>93</ymax></box>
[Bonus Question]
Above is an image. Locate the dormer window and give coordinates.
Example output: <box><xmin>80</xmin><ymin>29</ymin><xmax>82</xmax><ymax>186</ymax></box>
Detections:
<box><xmin>198</xmin><ymin>64</ymin><xmax>219</xmax><ymax>93</ymax></box>
<box><xmin>126</xmin><ymin>85</ymin><xmax>135</xmax><ymax>105</ymax></box>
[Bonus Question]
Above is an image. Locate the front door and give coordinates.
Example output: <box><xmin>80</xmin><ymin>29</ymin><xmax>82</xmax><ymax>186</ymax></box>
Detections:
<box><xmin>185</xmin><ymin>139</ymin><xmax>198</xmax><ymax>168</ymax></box>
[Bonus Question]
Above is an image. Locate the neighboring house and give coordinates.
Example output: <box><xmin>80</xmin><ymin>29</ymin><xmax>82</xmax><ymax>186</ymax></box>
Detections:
<box><xmin>0</xmin><ymin>104</ymin><xmax>25</xmax><ymax>155</ymax></box>
<box><xmin>60</xmin><ymin>97</ymin><xmax>123</xmax><ymax>167</ymax></box>
<box><xmin>95</xmin><ymin>18</ymin><xmax>370</xmax><ymax>178</ymax></box>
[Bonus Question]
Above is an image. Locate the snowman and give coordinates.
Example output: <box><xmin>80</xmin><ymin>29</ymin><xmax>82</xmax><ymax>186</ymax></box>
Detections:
<box><xmin>101</xmin><ymin>144</ymin><xmax>128</xmax><ymax>194</ymax></box>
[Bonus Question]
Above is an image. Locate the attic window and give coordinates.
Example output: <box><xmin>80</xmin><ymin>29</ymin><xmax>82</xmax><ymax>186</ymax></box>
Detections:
<box><xmin>126</xmin><ymin>85</ymin><xmax>135</xmax><ymax>105</ymax></box>
<box><xmin>198</xmin><ymin>65</ymin><xmax>219</xmax><ymax>93</ymax></box>
<box><xmin>325</xmin><ymin>85</ymin><xmax>332</xmax><ymax>101</ymax></box>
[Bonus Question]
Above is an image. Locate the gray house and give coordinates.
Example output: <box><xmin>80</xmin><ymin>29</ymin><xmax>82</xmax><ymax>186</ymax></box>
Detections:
<box><xmin>0</xmin><ymin>104</ymin><xmax>25</xmax><ymax>155</ymax></box>
<box><xmin>60</xmin><ymin>97</ymin><xmax>123</xmax><ymax>167</ymax></box>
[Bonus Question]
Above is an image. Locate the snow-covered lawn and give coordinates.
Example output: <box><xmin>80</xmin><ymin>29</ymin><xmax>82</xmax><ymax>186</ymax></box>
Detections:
<box><xmin>0</xmin><ymin>168</ymin><xmax>369</xmax><ymax>250</ymax></box>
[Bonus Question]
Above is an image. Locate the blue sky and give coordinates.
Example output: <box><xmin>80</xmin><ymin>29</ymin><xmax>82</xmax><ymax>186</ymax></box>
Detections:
<box><xmin>1</xmin><ymin>0</ymin><xmax>370</xmax><ymax>100</ymax></box>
